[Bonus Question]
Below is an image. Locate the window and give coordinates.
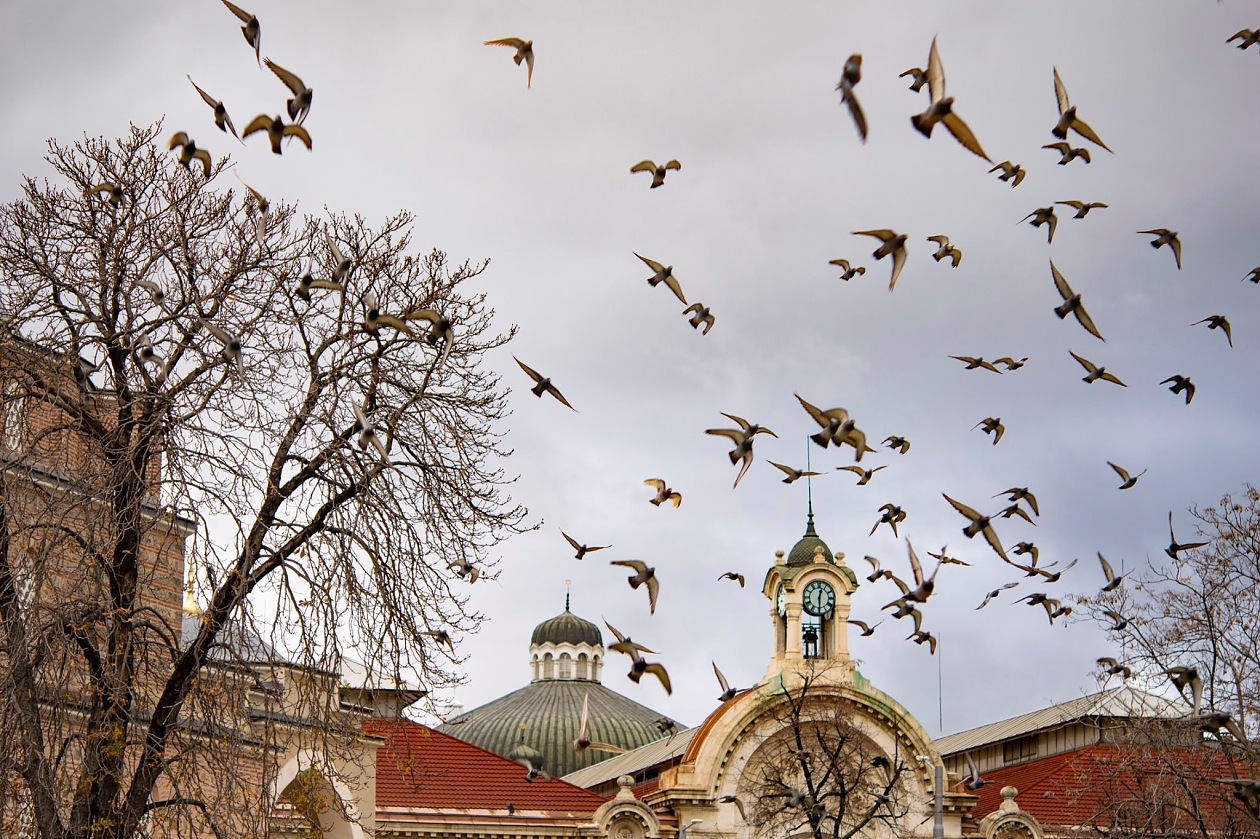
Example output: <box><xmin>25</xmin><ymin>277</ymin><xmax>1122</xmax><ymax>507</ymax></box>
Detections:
<box><xmin>3</xmin><ymin>381</ymin><xmax>25</xmax><ymax>452</ymax></box>
<box><xmin>1003</xmin><ymin>735</ymin><xmax>1037</xmax><ymax>764</ymax></box>
<box><xmin>576</xmin><ymin>653</ymin><xmax>589</xmax><ymax>680</ymax></box>
<box><xmin>557</xmin><ymin>653</ymin><xmax>572</xmax><ymax>679</ymax></box>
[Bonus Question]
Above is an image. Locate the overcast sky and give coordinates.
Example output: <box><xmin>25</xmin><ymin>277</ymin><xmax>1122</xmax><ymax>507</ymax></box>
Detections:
<box><xmin>3</xmin><ymin>1</ymin><xmax>1259</xmax><ymax>740</ymax></box>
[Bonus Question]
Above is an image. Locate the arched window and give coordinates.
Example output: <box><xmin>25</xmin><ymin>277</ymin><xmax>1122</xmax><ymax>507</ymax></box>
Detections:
<box><xmin>557</xmin><ymin>652</ymin><xmax>573</xmax><ymax>679</ymax></box>
<box><xmin>543</xmin><ymin>653</ymin><xmax>554</xmax><ymax>679</ymax></box>
<box><xmin>592</xmin><ymin>654</ymin><xmax>601</xmax><ymax>681</ymax></box>
<box><xmin>577</xmin><ymin>653</ymin><xmax>589</xmax><ymax>680</ymax></box>
<box><xmin>531</xmin><ymin>654</ymin><xmax>540</xmax><ymax>680</ymax></box>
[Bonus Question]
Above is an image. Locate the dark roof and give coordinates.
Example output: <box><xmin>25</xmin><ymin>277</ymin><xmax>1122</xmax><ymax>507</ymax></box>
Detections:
<box><xmin>787</xmin><ymin>510</ymin><xmax>835</xmax><ymax>566</ymax></box>
<box><xmin>367</xmin><ymin>718</ymin><xmax>606</xmax><ymax>813</ymax></box>
<box><xmin>437</xmin><ymin>679</ymin><xmax>681</xmax><ymax>779</ymax></box>
<box><xmin>530</xmin><ymin>606</ymin><xmax>602</xmax><ymax>646</ymax></box>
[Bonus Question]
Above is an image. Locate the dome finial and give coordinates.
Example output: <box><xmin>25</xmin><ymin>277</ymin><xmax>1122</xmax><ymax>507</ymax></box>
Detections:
<box><xmin>805</xmin><ymin>438</ymin><xmax>817</xmax><ymax>536</ymax></box>
<box><xmin>565</xmin><ymin>579</ymin><xmax>571</xmax><ymax>612</ymax></box>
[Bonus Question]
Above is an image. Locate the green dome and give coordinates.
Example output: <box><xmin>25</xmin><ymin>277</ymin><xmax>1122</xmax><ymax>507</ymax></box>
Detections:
<box><xmin>788</xmin><ymin>511</ymin><xmax>834</xmax><ymax>566</ymax></box>
<box><xmin>530</xmin><ymin>606</ymin><xmax>602</xmax><ymax>646</ymax></box>
<box><xmin>438</xmin><ymin>680</ymin><xmax>681</xmax><ymax>779</ymax></box>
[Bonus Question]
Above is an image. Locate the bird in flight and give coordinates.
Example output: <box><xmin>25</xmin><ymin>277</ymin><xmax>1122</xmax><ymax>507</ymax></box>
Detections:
<box><xmin>927</xmin><ymin>235</ymin><xmax>962</xmax><ymax>267</ymax></box>
<box><xmin>1052</xmin><ymin>68</ymin><xmax>1112</xmax><ymax>152</ymax></box>
<box><xmin>644</xmin><ymin>479</ymin><xmax>681</xmax><ymax>508</ymax></box>
<box><xmin>997</xmin><ymin>487</ymin><xmax>1039</xmax><ymax>517</ymax></box>
<box><xmin>611</xmin><ymin>559</ymin><xmax>659</xmax><ymax>614</ymax></box>
<box><xmin>1228</xmin><ymin>29</ymin><xmax>1260</xmax><ymax>50</ymax></box>
<box><xmin>713</xmin><ymin>662</ymin><xmax>742</xmax><ymax>702</ymax></box>
<box><xmin>942</xmin><ymin>494</ymin><xmax>1011</xmax><ymax>562</ymax></box>
<box><xmin>1107</xmin><ymin>461</ymin><xmax>1147</xmax><ymax>490</ymax></box>
<box><xmin>995</xmin><ymin>357</ymin><xmax>1029</xmax><ymax>371</ymax></box>
<box><xmin>839</xmin><ymin>464</ymin><xmax>887</xmax><ymax>486</ymax></box>
<box><xmin>242</xmin><ymin>113</ymin><xmax>312</xmax><ymax>155</ymax></box>
<box><xmin>847</xmin><ymin>619</ymin><xmax>881</xmax><ymax>636</ymax></box>
<box><xmin>976</xmin><ymin>582</ymin><xmax>1019</xmax><ymax>610</ymax></box>
<box><xmin>296</xmin><ymin>261</ymin><xmax>344</xmax><ymax>303</ymax></box>
<box><xmin>485</xmin><ymin>37</ymin><xmax>535</xmax><ymax>88</ymax></box>
<box><xmin>634</xmin><ymin>253</ymin><xmax>688</xmax><ymax>305</ymax></box>
<box><xmin>899</xmin><ymin>66</ymin><xmax>928</xmax><ymax>92</ymax></box>
<box><xmin>836</xmin><ymin>54</ymin><xmax>867</xmax><ymax>143</ymax></box>
<box><xmin>187</xmin><ymin>76</ymin><xmax>238</xmax><ymax>138</ymax></box>
<box><xmin>514</xmin><ymin>357</ymin><xmax>578</xmax><ymax>411</ymax></box>
<box><xmin>562</xmin><ymin>531</ymin><xmax>609</xmax><ymax>560</ymax></box>
<box><xmin>221</xmin><ymin>0</ymin><xmax>260</xmax><ymax>65</ymax></box>
<box><xmin>870</xmin><ymin>503</ymin><xmax>907</xmax><ymax>538</ymax></box>
<box><xmin>1097</xmin><ymin>657</ymin><xmax>1132</xmax><ymax>680</ymax></box>
<box><xmin>1052</xmin><ymin>261</ymin><xmax>1106</xmax><ymax>342</ymax></box>
<box><xmin>1165</xmin><ymin>511</ymin><xmax>1208</xmax><ymax>559</ymax></box>
<box><xmin>950</xmin><ymin>356</ymin><xmax>1002</xmax><ymax>373</ymax></box>
<box><xmin>168</xmin><ymin>132</ymin><xmax>212</xmax><ymax>178</ymax></box>
<box><xmin>829</xmin><ymin>259</ymin><xmax>866</xmax><ymax>281</ymax></box>
<box><xmin>1161</xmin><ymin>665</ymin><xmax>1203</xmax><ymax>714</ymax></box>
<box><xmin>630</xmin><ymin>159</ymin><xmax>681</xmax><ymax>189</ymax></box>
<box><xmin>988</xmin><ymin>161</ymin><xmax>1025</xmax><ymax>187</ymax></box>
<box><xmin>573</xmin><ymin>692</ymin><xmax>627</xmax><ymax>756</ymax></box>
<box><xmin>1138</xmin><ymin>229</ymin><xmax>1183</xmax><ymax>269</ymax></box>
<box><xmin>1056</xmin><ymin>200</ymin><xmax>1108</xmax><ymax>219</ymax></box>
<box><xmin>853</xmin><ymin>229</ymin><xmax>909</xmax><ymax>291</ymax></box>
<box><xmin>883</xmin><ymin>436</ymin><xmax>910</xmax><ymax>454</ymax></box>
<box><xmin>910</xmin><ymin>36</ymin><xmax>991</xmax><ymax>162</ymax></box>
<box><xmin>604</xmin><ymin>620</ymin><xmax>657</xmax><ymax>658</ymax></box>
<box><xmin>447</xmin><ymin>558</ymin><xmax>480</xmax><ymax>583</ymax></box>
<box><xmin>84</xmin><ymin>182</ymin><xmax>126</xmax><ymax>209</ymax></box>
<box><xmin>1068</xmin><ymin>350</ymin><xmax>1126</xmax><ymax>386</ymax></box>
<box><xmin>1191</xmin><ymin>315</ymin><xmax>1232</xmax><ymax>347</ymax></box>
<box><xmin>1160</xmin><ymin>374</ymin><xmax>1195</xmax><ymax>405</ymax></box>
<box><xmin>1020</xmin><ymin>206</ymin><xmax>1058</xmax><ymax>244</ymax></box>
<box><xmin>769</xmin><ymin>462</ymin><xmax>821</xmax><ymax>484</ymax></box>
<box><xmin>706</xmin><ymin>413</ymin><xmax>777</xmax><ymax>489</ymax></box>
<box><xmin>1042</xmin><ymin>142</ymin><xmax>1091</xmax><ymax>165</ymax></box>
<box><xmin>718</xmin><ymin>572</ymin><xmax>745</xmax><ymax>587</ymax></box>
<box><xmin>973</xmin><ymin>416</ymin><xmax>1004</xmax><ymax>445</ymax></box>
<box><xmin>682</xmin><ymin>303</ymin><xmax>715</xmax><ymax>335</ymax></box>
<box><xmin>1096</xmin><ymin>552</ymin><xmax>1127</xmax><ymax>593</ymax></box>
<box><xmin>264</xmin><ymin>58</ymin><xmax>313</xmax><ymax>124</ymax></box>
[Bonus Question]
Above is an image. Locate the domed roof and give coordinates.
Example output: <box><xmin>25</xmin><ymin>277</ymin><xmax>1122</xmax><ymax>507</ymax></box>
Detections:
<box><xmin>530</xmin><ymin>602</ymin><xmax>602</xmax><ymax>647</ymax></box>
<box><xmin>437</xmin><ymin>679</ymin><xmax>681</xmax><ymax>778</ymax></box>
<box><xmin>787</xmin><ymin>510</ymin><xmax>834</xmax><ymax>566</ymax></box>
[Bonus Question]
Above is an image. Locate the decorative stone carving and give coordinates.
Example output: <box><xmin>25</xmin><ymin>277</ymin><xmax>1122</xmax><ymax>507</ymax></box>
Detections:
<box><xmin>978</xmin><ymin>786</ymin><xmax>1043</xmax><ymax>839</ymax></box>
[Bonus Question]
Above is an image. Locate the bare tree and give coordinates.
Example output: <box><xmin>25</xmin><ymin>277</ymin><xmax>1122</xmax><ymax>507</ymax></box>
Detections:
<box><xmin>737</xmin><ymin>668</ymin><xmax>915</xmax><ymax>839</ymax></box>
<box><xmin>1074</xmin><ymin>486</ymin><xmax>1260</xmax><ymax>836</ymax></box>
<box><xmin>0</xmin><ymin>123</ymin><xmax>528</xmax><ymax>839</ymax></box>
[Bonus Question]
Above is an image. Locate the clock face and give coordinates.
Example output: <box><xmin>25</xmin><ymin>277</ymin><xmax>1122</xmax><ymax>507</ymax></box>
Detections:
<box><xmin>802</xmin><ymin>580</ymin><xmax>836</xmax><ymax>616</ymax></box>
<box><xmin>776</xmin><ymin>585</ymin><xmax>787</xmax><ymax>617</ymax></box>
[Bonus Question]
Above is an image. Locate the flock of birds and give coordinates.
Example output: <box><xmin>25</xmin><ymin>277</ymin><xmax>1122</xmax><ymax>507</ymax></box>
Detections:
<box><xmin>66</xmin><ymin>1</ymin><xmax>1260</xmax><ymax>797</ymax></box>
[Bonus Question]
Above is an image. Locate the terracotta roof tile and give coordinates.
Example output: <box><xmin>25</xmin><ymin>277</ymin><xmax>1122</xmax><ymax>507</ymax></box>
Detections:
<box><xmin>967</xmin><ymin>742</ymin><xmax>1247</xmax><ymax>832</ymax></box>
<box><xmin>366</xmin><ymin>718</ymin><xmax>607</xmax><ymax>814</ymax></box>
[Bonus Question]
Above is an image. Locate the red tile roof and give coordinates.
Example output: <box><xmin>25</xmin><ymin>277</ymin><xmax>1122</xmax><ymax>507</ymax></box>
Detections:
<box><xmin>966</xmin><ymin>742</ymin><xmax>1249</xmax><ymax>832</ymax></box>
<box><xmin>365</xmin><ymin>718</ymin><xmax>607</xmax><ymax>814</ymax></box>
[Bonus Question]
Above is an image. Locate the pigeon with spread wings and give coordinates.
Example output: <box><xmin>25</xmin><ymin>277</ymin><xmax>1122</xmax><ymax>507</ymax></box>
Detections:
<box><xmin>168</xmin><ymin>132</ymin><xmax>212</xmax><ymax>178</ymax></box>
<box><xmin>943</xmin><ymin>494</ymin><xmax>1011</xmax><ymax>562</ymax></box>
<box><xmin>264</xmin><ymin>58</ymin><xmax>313</xmax><ymax>124</ymax></box>
<box><xmin>644</xmin><ymin>479</ymin><xmax>681</xmax><ymax>508</ymax></box>
<box><xmin>612</xmin><ymin>560</ymin><xmax>659</xmax><ymax>614</ymax></box>
<box><xmin>242</xmin><ymin>113</ymin><xmax>312</xmax><ymax>155</ymax></box>
<box><xmin>1052</xmin><ymin>261</ymin><xmax>1105</xmax><ymax>342</ymax></box>
<box><xmin>573</xmin><ymin>691</ymin><xmax>628</xmax><ymax>756</ymax></box>
<box><xmin>485</xmin><ymin>37</ymin><xmax>534</xmax><ymax>88</ymax></box>
<box><xmin>221</xmin><ymin>0</ymin><xmax>260</xmax><ymax>65</ymax></box>
<box><xmin>1052</xmin><ymin>68</ymin><xmax>1112</xmax><ymax>152</ymax></box>
<box><xmin>836</xmin><ymin>54</ymin><xmax>867</xmax><ymax>142</ymax></box>
<box><xmin>630</xmin><ymin>159</ymin><xmax>681</xmax><ymax>188</ymax></box>
<box><xmin>514</xmin><ymin>357</ymin><xmax>577</xmax><ymax>411</ymax></box>
<box><xmin>634</xmin><ymin>253</ymin><xmax>687</xmax><ymax>305</ymax></box>
<box><xmin>562</xmin><ymin>531</ymin><xmax>609</xmax><ymax>561</ymax></box>
<box><xmin>1138</xmin><ymin>229</ymin><xmax>1183</xmax><ymax>270</ymax></box>
<box><xmin>853</xmin><ymin>229</ymin><xmax>908</xmax><ymax>291</ymax></box>
<box><xmin>910</xmin><ymin>36</ymin><xmax>991</xmax><ymax>161</ymax></box>
<box><xmin>187</xmin><ymin>76</ymin><xmax>238</xmax><ymax>138</ymax></box>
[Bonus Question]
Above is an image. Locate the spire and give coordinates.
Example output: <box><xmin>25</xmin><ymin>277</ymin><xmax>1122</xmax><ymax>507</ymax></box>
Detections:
<box><xmin>804</xmin><ymin>495</ymin><xmax>818</xmax><ymax>537</ymax></box>
<box><xmin>565</xmin><ymin>579</ymin><xmax>571</xmax><ymax>612</ymax></box>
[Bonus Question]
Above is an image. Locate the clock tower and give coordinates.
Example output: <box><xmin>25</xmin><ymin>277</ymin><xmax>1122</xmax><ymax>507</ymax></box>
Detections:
<box><xmin>761</xmin><ymin>507</ymin><xmax>858</xmax><ymax>685</ymax></box>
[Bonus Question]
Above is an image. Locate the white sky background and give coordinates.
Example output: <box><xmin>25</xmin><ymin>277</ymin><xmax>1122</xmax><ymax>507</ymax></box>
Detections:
<box><xmin>3</xmin><ymin>1</ymin><xmax>1259</xmax><ymax>740</ymax></box>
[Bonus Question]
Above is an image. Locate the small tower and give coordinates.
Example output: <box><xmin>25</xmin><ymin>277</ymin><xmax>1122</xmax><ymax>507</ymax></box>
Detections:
<box><xmin>762</xmin><ymin>506</ymin><xmax>858</xmax><ymax>684</ymax></box>
<box><xmin>528</xmin><ymin>592</ymin><xmax>605</xmax><ymax>682</ymax></box>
